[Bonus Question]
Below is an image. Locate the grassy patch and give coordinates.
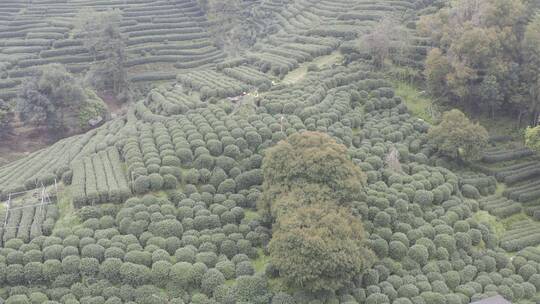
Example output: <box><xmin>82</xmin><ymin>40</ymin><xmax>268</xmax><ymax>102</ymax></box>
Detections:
<box><xmin>243</xmin><ymin>210</ymin><xmax>260</xmax><ymax>223</ymax></box>
<box><xmin>53</xmin><ymin>186</ymin><xmax>80</xmax><ymax>231</ymax></box>
<box><xmin>282</xmin><ymin>51</ymin><xmax>343</xmax><ymax>84</ymax></box>
<box><xmin>501</xmin><ymin>212</ymin><xmax>530</xmax><ymax>230</ymax></box>
<box><xmin>473</xmin><ymin>211</ymin><xmax>506</xmax><ymax>238</ymax></box>
<box><xmin>153</xmin><ymin>190</ymin><xmax>168</xmax><ymax>198</ymax></box>
<box><xmin>392</xmin><ymin>81</ymin><xmax>435</xmax><ymax>124</ymax></box>
<box><xmin>495</xmin><ymin>183</ymin><xmax>507</xmax><ymax>196</ymax></box>
<box><xmin>474</xmin><ymin>210</ymin><xmax>532</xmax><ymax>241</ymax></box>
<box><xmin>253</xmin><ymin>248</ymin><xmax>270</xmax><ymax>274</ymax></box>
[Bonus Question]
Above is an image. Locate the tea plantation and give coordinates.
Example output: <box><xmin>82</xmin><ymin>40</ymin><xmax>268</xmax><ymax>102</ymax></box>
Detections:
<box><xmin>1</xmin><ymin>0</ymin><xmax>540</xmax><ymax>304</ymax></box>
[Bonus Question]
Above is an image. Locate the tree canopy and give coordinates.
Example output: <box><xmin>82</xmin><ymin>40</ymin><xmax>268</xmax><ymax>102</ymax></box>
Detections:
<box><xmin>428</xmin><ymin>109</ymin><xmax>488</xmax><ymax>161</ymax></box>
<box><xmin>259</xmin><ymin>131</ymin><xmax>367</xmax><ymax>215</ymax></box>
<box><xmin>260</xmin><ymin>132</ymin><xmax>372</xmax><ymax>293</ymax></box>
<box><xmin>269</xmin><ymin>203</ymin><xmax>370</xmax><ymax>292</ymax></box>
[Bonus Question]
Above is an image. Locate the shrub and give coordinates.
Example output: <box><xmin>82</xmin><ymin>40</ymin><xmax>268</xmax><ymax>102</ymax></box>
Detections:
<box><xmin>125</xmin><ymin>250</ymin><xmax>152</xmax><ymax>267</ymax></box>
<box><xmin>169</xmin><ymin>262</ymin><xmax>195</xmax><ymax>289</ymax></box>
<box><xmin>365</xmin><ymin>293</ymin><xmax>390</xmax><ymax>304</ymax></box>
<box><xmin>389</xmin><ymin>241</ymin><xmax>408</xmax><ymax>260</ymax></box>
<box><xmin>61</xmin><ymin>255</ymin><xmax>80</xmax><ymax>274</ymax></box>
<box><xmin>233</xmin><ymin>275</ymin><xmax>272</xmax><ymax>304</ymax></box>
<box><xmin>236</xmin><ymin>261</ymin><xmax>255</xmax><ymax>277</ymax></box>
<box><xmin>149</xmin><ymin>219</ymin><xmax>183</xmax><ymax>238</ymax></box>
<box><xmin>408</xmin><ymin>245</ymin><xmax>429</xmax><ymax>266</ymax></box>
<box><xmin>148</xmin><ymin>173</ymin><xmax>164</xmax><ymax>191</ymax></box>
<box><xmin>133</xmin><ymin>176</ymin><xmax>150</xmax><ymax>194</ymax></box>
<box><xmin>196</xmin><ymin>252</ymin><xmax>218</xmax><ymax>268</ymax></box>
<box><xmin>421</xmin><ymin>292</ymin><xmax>446</xmax><ymax>304</ymax></box>
<box><xmin>462</xmin><ymin>184</ymin><xmax>480</xmax><ymax>199</ymax></box>
<box><xmin>120</xmin><ymin>262</ymin><xmax>151</xmax><ymax>286</ymax></box>
<box><xmin>235</xmin><ymin>169</ymin><xmax>264</xmax><ymax>190</ymax></box>
<box><xmin>372</xmin><ymin>238</ymin><xmax>389</xmax><ymax>258</ymax></box>
<box><xmin>163</xmin><ymin>174</ymin><xmax>177</xmax><ymax>189</ymax></box>
<box><xmin>99</xmin><ymin>258</ymin><xmax>122</xmax><ymax>283</ymax></box>
<box><xmin>80</xmin><ymin>257</ymin><xmax>100</xmax><ymax>277</ymax></box>
<box><xmin>24</xmin><ymin>262</ymin><xmax>43</xmax><ymax>284</ymax></box>
<box><xmin>29</xmin><ymin>292</ymin><xmax>48</xmax><ymax>304</ymax></box>
<box><xmin>271</xmin><ymin>292</ymin><xmax>295</xmax><ymax>304</ymax></box>
<box><xmin>43</xmin><ymin>259</ymin><xmax>62</xmax><ymax>282</ymax></box>
<box><xmin>414</xmin><ymin>190</ymin><xmax>434</xmax><ymax>207</ymax></box>
<box><xmin>81</xmin><ymin>244</ymin><xmax>105</xmax><ymax>262</ymax></box>
<box><xmin>151</xmin><ymin>260</ymin><xmax>172</xmax><ymax>287</ymax></box>
<box><xmin>218</xmin><ymin>179</ymin><xmax>237</xmax><ymax>194</ymax></box>
<box><xmin>216</xmin><ymin>260</ymin><xmax>236</xmax><ymax>280</ymax></box>
<box><xmin>201</xmin><ymin>268</ymin><xmax>225</xmax><ymax>296</ymax></box>
<box><xmin>6</xmin><ymin>295</ymin><xmax>30</xmax><ymax>304</ymax></box>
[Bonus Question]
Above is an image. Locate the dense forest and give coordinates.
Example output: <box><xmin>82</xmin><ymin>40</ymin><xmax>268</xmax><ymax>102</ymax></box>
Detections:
<box><xmin>0</xmin><ymin>0</ymin><xmax>540</xmax><ymax>303</ymax></box>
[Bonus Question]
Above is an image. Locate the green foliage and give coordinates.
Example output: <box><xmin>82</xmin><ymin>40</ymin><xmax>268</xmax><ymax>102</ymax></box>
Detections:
<box><xmin>78</xmin><ymin>90</ymin><xmax>108</xmax><ymax>129</ymax></box>
<box><xmin>169</xmin><ymin>262</ymin><xmax>195</xmax><ymax>289</ymax></box>
<box><xmin>0</xmin><ymin>99</ymin><xmax>12</xmax><ymax>139</ymax></box>
<box><xmin>261</xmin><ymin>132</ymin><xmax>372</xmax><ymax>292</ymax></box>
<box><xmin>269</xmin><ymin>204</ymin><xmax>370</xmax><ymax>291</ymax></box>
<box><xmin>233</xmin><ymin>275</ymin><xmax>272</xmax><ymax>304</ymax></box>
<box><xmin>120</xmin><ymin>262</ymin><xmax>150</xmax><ymax>286</ymax></box>
<box><xmin>201</xmin><ymin>268</ymin><xmax>225</xmax><ymax>296</ymax></box>
<box><xmin>428</xmin><ymin>109</ymin><xmax>488</xmax><ymax>161</ymax></box>
<box><xmin>260</xmin><ymin>131</ymin><xmax>366</xmax><ymax>213</ymax></box>
<box><xmin>420</xmin><ymin>0</ymin><xmax>540</xmax><ymax>118</ymax></box>
<box><xmin>76</xmin><ymin>8</ymin><xmax>129</xmax><ymax>97</ymax></box>
<box><xmin>17</xmin><ymin>64</ymin><xmax>87</xmax><ymax>132</ymax></box>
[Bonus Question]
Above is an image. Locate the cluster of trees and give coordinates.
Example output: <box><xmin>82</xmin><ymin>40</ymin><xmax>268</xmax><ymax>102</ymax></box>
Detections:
<box><xmin>259</xmin><ymin>131</ymin><xmax>373</xmax><ymax>293</ymax></box>
<box><xmin>359</xmin><ymin>17</ymin><xmax>412</xmax><ymax>69</ymax></box>
<box><xmin>17</xmin><ymin>64</ymin><xmax>100</xmax><ymax>134</ymax></box>
<box><xmin>15</xmin><ymin>9</ymin><xmax>130</xmax><ymax>135</ymax></box>
<box><xmin>420</xmin><ymin>0</ymin><xmax>540</xmax><ymax>123</ymax></box>
<box><xmin>198</xmin><ymin>0</ymin><xmax>260</xmax><ymax>55</ymax></box>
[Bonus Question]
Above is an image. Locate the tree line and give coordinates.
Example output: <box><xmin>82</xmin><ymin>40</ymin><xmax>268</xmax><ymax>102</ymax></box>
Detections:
<box><xmin>420</xmin><ymin>0</ymin><xmax>540</xmax><ymax>124</ymax></box>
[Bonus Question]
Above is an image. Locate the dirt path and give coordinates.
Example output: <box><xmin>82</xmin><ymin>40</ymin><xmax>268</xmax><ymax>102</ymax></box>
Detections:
<box><xmin>0</xmin><ymin>124</ymin><xmax>52</xmax><ymax>166</ymax></box>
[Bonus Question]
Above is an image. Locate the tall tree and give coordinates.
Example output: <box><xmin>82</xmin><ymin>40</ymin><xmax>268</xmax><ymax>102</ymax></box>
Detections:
<box><xmin>360</xmin><ymin>16</ymin><xmax>411</xmax><ymax>68</ymax></box>
<box><xmin>269</xmin><ymin>203</ymin><xmax>371</xmax><ymax>292</ymax></box>
<box><xmin>260</xmin><ymin>132</ymin><xmax>372</xmax><ymax>293</ymax></box>
<box><xmin>259</xmin><ymin>131</ymin><xmax>366</xmax><ymax>215</ymax></box>
<box><xmin>76</xmin><ymin>9</ymin><xmax>129</xmax><ymax>100</ymax></box>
